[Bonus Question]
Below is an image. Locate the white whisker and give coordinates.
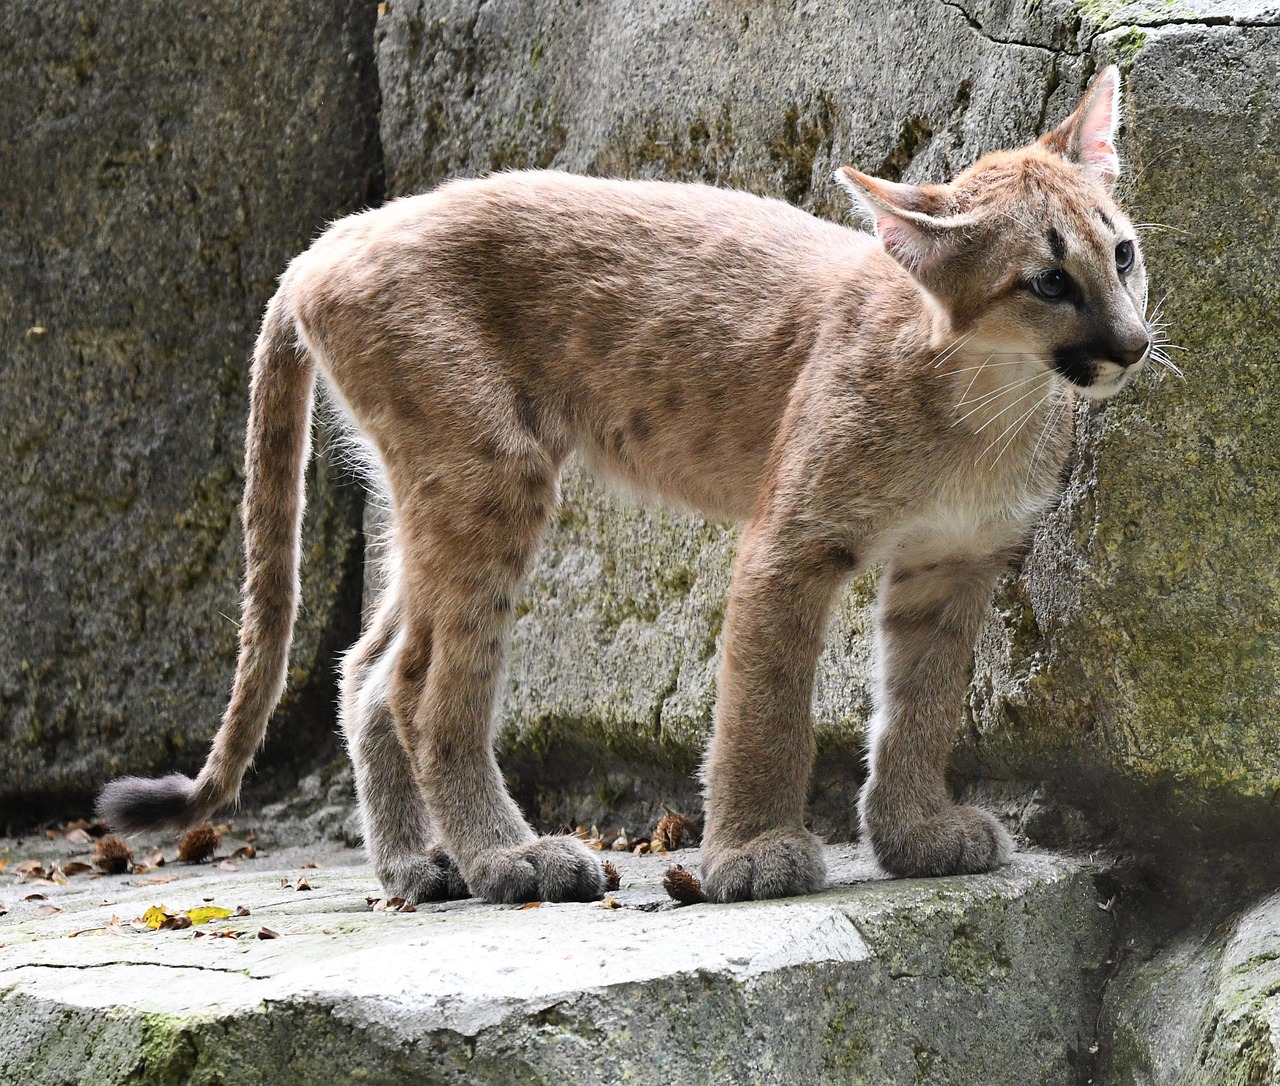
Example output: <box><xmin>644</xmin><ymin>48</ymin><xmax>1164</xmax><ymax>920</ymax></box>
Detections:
<box><xmin>1027</xmin><ymin>394</ymin><xmax>1068</xmax><ymax>479</ymax></box>
<box><xmin>986</xmin><ymin>389</ymin><xmax>1052</xmax><ymax>468</ymax></box>
<box><xmin>929</xmin><ymin>329</ymin><xmax>976</xmax><ymax>369</ymax></box>
<box><xmin>934</xmin><ymin>357</ymin><xmax>1041</xmax><ymax>377</ymax></box>
<box><xmin>952</xmin><ymin>370</ymin><xmax>1051</xmax><ymax>421</ymax></box>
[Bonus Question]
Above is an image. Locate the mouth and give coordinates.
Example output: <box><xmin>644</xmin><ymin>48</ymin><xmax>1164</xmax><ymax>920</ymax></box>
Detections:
<box><xmin>1053</xmin><ymin>346</ymin><xmax>1146</xmax><ymax>401</ymax></box>
<box><xmin>1072</xmin><ymin>366</ymin><xmax>1132</xmax><ymax>401</ymax></box>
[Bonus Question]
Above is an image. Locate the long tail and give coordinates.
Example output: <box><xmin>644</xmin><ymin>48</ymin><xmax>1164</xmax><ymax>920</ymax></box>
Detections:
<box><xmin>98</xmin><ymin>292</ymin><xmax>316</xmax><ymax>831</ymax></box>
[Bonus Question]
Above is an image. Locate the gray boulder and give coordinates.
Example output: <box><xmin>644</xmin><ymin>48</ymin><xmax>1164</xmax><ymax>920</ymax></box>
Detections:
<box><xmin>0</xmin><ymin>2</ymin><xmax>381</xmax><ymax>819</ymax></box>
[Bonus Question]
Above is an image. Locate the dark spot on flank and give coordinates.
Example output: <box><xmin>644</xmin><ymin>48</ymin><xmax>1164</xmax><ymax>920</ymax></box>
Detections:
<box><xmin>477</xmin><ymin>494</ymin><xmax>505</xmax><ymax>520</ymax></box>
<box><xmin>1047</xmin><ymin>227</ymin><xmax>1066</xmax><ymax>263</ymax></box>
<box><xmin>518</xmin><ymin>465</ymin><xmax>550</xmax><ymax>498</ymax></box>
<box><xmin>629</xmin><ymin>408</ymin><xmax>652</xmax><ymax>442</ymax></box>
<box><xmin>691</xmin><ymin>431</ymin><xmax>714</xmax><ymax>457</ymax></box>
<box><xmin>513</xmin><ymin>392</ymin><xmax>540</xmax><ymax>435</ymax></box>
<box><xmin>662</xmin><ymin>387</ymin><xmax>683</xmax><ymax>414</ymax></box>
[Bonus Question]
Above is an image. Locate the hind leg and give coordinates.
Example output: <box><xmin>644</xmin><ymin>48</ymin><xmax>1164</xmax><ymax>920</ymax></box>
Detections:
<box><xmin>387</xmin><ymin>449</ymin><xmax>603</xmax><ymax>905</ymax></box>
<box><xmin>340</xmin><ymin>583</ymin><xmax>467</xmax><ymax>901</ymax></box>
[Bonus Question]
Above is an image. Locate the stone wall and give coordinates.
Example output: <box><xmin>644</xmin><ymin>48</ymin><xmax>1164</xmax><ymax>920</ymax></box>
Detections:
<box><xmin>0</xmin><ymin>2</ymin><xmax>381</xmax><ymax>820</ymax></box>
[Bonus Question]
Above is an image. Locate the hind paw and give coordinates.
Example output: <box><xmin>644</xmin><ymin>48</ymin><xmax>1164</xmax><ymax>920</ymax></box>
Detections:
<box><xmin>377</xmin><ymin>847</ymin><xmax>470</xmax><ymax>903</ymax></box>
<box><xmin>869</xmin><ymin>804</ymin><xmax>1013</xmax><ymax>878</ymax></box>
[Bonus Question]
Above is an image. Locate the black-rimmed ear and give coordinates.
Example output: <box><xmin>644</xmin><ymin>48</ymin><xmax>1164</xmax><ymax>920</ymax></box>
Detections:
<box><xmin>834</xmin><ymin>166</ymin><xmax>974</xmax><ymax>273</ymax></box>
<box><xmin>1040</xmin><ymin>65</ymin><xmax>1122</xmax><ymax>188</ymax></box>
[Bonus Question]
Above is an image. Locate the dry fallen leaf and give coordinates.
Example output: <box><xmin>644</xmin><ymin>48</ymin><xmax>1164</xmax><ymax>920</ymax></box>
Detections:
<box><xmin>218</xmin><ymin>861</ymin><xmax>237</xmax><ymax>872</ymax></box>
<box><xmin>257</xmin><ymin>927</ymin><xmax>279</xmax><ymax>940</ymax></box>
<box><xmin>159</xmin><ymin>914</ymin><xmax>192</xmax><ymax>931</ymax></box>
<box><xmin>294</xmin><ymin>877</ymin><xmax>312</xmax><ymax>892</ymax></box>
<box><xmin>518</xmin><ymin>901</ymin><xmax>541</xmax><ymax>911</ymax></box>
<box><xmin>186</xmin><ymin>906</ymin><xmax>233</xmax><ymax>926</ymax></box>
<box><xmin>61</xmin><ymin>862</ymin><xmax>94</xmax><ymax>878</ymax></box>
<box><xmin>15</xmin><ymin>859</ymin><xmax>45</xmax><ymax>877</ymax></box>
<box><xmin>230</xmin><ymin>845</ymin><xmax>256</xmax><ymax>860</ymax></box>
<box><xmin>140</xmin><ymin>905</ymin><xmax>173</xmax><ymax>929</ymax></box>
<box><xmin>65</xmin><ymin>827</ymin><xmax>91</xmax><ymax>846</ymax></box>
<box><xmin>301</xmin><ymin>862</ymin><xmax>321</xmax><ymax>870</ymax></box>
<box><xmin>662</xmin><ymin>864</ymin><xmax>707</xmax><ymax>906</ymax></box>
<box><xmin>610</xmin><ymin>832</ymin><xmax>630</xmax><ymax>853</ymax></box>
<box><xmin>24</xmin><ymin>892</ymin><xmax>47</xmax><ymax>902</ymax></box>
<box><xmin>68</xmin><ymin>917</ymin><xmax>125</xmax><ymax>939</ymax></box>
<box><xmin>35</xmin><ymin>903</ymin><xmax>64</xmax><ymax>917</ymax></box>
<box><xmin>599</xmin><ymin>895</ymin><xmax>621</xmax><ymax>910</ymax></box>
<box><xmin>233</xmin><ymin>905</ymin><xmax>251</xmax><ymax>917</ymax></box>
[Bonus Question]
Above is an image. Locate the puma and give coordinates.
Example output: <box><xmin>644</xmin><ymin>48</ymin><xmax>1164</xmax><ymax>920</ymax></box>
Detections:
<box><xmin>100</xmin><ymin>67</ymin><xmax>1153</xmax><ymax>904</ymax></box>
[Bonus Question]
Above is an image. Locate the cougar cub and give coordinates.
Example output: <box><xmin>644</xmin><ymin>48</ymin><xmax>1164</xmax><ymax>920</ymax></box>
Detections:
<box><xmin>101</xmin><ymin>68</ymin><xmax>1149</xmax><ymax>904</ymax></box>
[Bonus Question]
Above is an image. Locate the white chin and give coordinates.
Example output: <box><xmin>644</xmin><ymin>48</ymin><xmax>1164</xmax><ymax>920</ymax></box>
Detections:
<box><xmin>1078</xmin><ymin>369</ymin><xmax>1130</xmax><ymax>401</ymax></box>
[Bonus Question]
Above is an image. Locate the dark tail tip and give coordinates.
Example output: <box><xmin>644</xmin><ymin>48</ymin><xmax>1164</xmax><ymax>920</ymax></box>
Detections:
<box><xmin>96</xmin><ymin>773</ymin><xmax>200</xmax><ymax>833</ymax></box>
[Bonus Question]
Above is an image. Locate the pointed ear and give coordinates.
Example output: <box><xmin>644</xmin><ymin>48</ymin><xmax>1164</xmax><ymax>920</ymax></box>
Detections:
<box><xmin>1040</xmin><ymin>65</ymin><xmax>1122</xmax><ymax>188</ymax></box>
<box><xmin>834</xmin><ymin>166</ymin><xmax>972</xmax><ymax>272</ymax></box>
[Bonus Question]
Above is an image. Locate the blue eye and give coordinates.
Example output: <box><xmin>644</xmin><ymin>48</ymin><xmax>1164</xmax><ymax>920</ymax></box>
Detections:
<box><xmin>1116</xmin><ymin>240</ymin><xmax>1136</xmax><ymax>274</ymax></box>
<box><xmin>1031</xmin><ymin>270</ymin><xmax>1071</xmax><ymax>301</ymax></box>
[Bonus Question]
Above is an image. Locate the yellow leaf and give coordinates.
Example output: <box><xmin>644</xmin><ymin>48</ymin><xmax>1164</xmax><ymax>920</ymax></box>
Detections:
<box><xmin>186</xmin><ymin>906</ymin><xmax>233</xmax><ymax>926</ymax></box>
<box><xmin>141</xmin><ymin>905</ymin><xmax>172</xmax><ymax>929</ymax></box>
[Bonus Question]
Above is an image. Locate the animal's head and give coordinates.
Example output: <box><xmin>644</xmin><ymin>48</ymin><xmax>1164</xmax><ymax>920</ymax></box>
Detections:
<box><xmin>836</xmin><ymin>66</ymin><xmax>1151</xmax><ymax>400</ymax></box>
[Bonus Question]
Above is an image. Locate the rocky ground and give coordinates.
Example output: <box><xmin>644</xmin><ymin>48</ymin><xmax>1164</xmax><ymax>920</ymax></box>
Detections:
<box><xmin>1</xmin><ymin>815</ymin><xmax>1115</xmax><ymax>1086</ymax></box>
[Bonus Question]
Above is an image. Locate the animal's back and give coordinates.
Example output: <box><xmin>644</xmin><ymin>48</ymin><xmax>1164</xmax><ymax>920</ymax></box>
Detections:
<box><xmin>290</xmin><ymin>171</ymin><xmax>885</xmax><ymax>516</ymax></box>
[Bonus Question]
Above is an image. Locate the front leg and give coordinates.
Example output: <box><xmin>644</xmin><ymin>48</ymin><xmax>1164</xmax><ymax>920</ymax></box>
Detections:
<box><xmin>701</xmin><ymin>520</ymin><xmax>848</xmax><ymax>902</ymax></box>
<box><xmin>860</xmin><ymin>554</ymin><xmax>1013</xmax><ymax>877</ymax></box>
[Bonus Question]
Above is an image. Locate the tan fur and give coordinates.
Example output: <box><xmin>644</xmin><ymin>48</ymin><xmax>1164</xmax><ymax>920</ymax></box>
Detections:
<box><xmin>99</xmin><ymin>69</ymin><xmax>1151</xmax><ymax>903</ymax></box>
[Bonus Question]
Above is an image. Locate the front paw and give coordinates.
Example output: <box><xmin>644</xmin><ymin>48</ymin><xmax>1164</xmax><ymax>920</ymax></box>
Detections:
<box><xmin>465</xmin><ymin>836</ymin><xmax>605</xmax><ymax>904</ymax></box>
<box><xmin>377</xmin><ymin>846</ymin><xmax>470</xmax><ymax>903</ymax></box>
<box><xmin>700</xmin><ymin>828</ymin><xmax>827</xmax><ymax>903</ymax></box>
<box><xmin>868</xmin><ymin>804</ymin><xmax>1013</xmax><ymax>878</ymax></box>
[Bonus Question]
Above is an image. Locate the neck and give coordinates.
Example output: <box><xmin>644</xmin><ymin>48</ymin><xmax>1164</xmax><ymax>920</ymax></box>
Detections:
<box><xmin>930</xmin><ymin>328</ymin><xmax>1064</xmax><ymax>468</ymax></box>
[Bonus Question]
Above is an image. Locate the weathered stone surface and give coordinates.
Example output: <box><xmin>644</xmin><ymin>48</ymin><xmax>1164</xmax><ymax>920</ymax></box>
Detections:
<box><xmin>1105</xmin><ymin>890</ymin><xmax>1280</xmax><ymax>1084</ymax></box>
<box><xmin>375</xmin><ymin>1</ymin><xmax>1280</xmax><ymax>849</ymax></box>
<box><xmin>0</xmin><ymin>3</ymin><xmax>381</xmax><ymax>818</ymax></box>
<box><xmin>970</xmin><ymin>14</ymin><xmax>1280</xmax><ymax>850</ymax></box>
<box><xmin>0</xmin><ymin>838</ymin><xmax>1111</xmax><ymax>1086</ymax></box>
